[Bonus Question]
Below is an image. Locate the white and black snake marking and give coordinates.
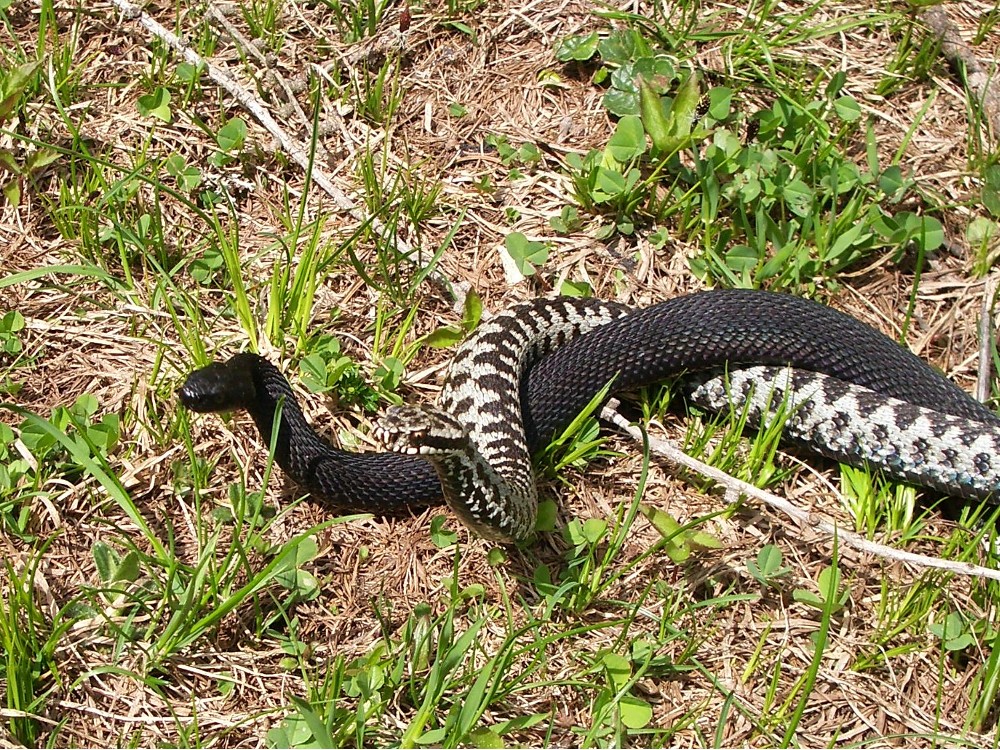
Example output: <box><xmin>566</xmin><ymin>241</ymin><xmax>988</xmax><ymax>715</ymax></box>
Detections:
<box><xmin>688</xmin><ymin>366</ymin><xmax>999</xmax><ymax>498</ymax></box>
<box><xmin>375</xmin><ymin>293</ymin><xmax>1000</xmax><ymax>542</ymax></box>
<box><xmin>376</xmin><ymin>298</ymin><xmax>631</xmax><ymax>540</ymax></box>
<box><xmin>178</xmin><ymin>290</ymin><xmax>1000</xmax><ymax>543</ymax></box>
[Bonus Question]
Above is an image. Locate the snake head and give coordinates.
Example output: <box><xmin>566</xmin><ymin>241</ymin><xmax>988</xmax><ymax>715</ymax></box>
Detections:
<box><xmin>177</xmin><ymin>354</ymin><xmax>261</xmax><ymax>413</ymax></box>
<box><xmin>374</xmin><ymin>404</ymin><xmax>467</xmax><ymax>456</ymax></box>
<box><xmin>375</xmin><ymin>404</ymin><xmax>529</xmax><ymax>543</ymax></box>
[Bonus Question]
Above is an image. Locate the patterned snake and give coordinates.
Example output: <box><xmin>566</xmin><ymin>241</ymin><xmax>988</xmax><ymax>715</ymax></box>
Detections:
<box><xmin>178</xmin><ymin>290</ymin><xmax>1000</xmax><ymax>542</ymax></box>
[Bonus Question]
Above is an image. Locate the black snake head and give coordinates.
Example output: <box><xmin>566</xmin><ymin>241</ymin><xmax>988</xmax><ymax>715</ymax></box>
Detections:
<box><xmin>177</xmin><ymin>354</ymin><xmax>261</xmax><ymax>413</ymax></box>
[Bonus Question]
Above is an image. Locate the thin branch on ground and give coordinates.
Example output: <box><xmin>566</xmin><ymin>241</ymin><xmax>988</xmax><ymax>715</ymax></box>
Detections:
<box><xmin>976</xmin><ymin>274</ymin><xmax>998</xmax><ymax>403</ymax></box>
<box><xmin>109</xmin><ymin>0</ymin><xmax>469</xmax><ymax>304</ymax></box>
<box><xmin>203</xmin><ymin>3</ymin><xmax>333</xmax><ymax>165</ymax></box>
<box><xmin>111</xmin><ymin>0</ymin><xmax>354</xmax><ymax>210</ymax></box>
<box><xmin>602</xmin><ymin>404</ymin><xmax>1000</xmax><ymax>583</ymax></box>
<box><xmin>920</xmin><ymin>7</ymin><xmax>1000</xmax><ymax>137</ymax></box>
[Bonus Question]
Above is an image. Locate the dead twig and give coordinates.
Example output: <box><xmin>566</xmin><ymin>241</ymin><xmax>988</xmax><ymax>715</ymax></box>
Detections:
<box><xmin>203</xmin><ymin>3</ymin><xmax>333</xmax><ymax>165</ymax></box>
<box><xmin>976</xmin><ymin>274</ymin><xmax>998</xmax><ymax>403</ymax></box>
<box><xmin>111</xmin><ymin>0</ymin><xmax>354</xmax><ymax>211</ymax></box>
<box><xmin>602</xmin><ymin>404</ymin><xmax>1000</xmax><ymax>583</ymax></box>
<box><xmin>920</xmin><ymin>7</ymin><xmax>1000</xmax><ymax>138</ymax></box>
<box><xmin>109</xmin><ymin>0</ymin><xmax>468</xmax><ymax>304</ymax></box>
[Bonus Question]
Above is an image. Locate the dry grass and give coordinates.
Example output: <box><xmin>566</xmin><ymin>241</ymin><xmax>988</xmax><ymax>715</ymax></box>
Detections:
<box><xmin>4</xmin><ymin>0</ymin><xmax>1000</xmax><ymax>746</ymax></box>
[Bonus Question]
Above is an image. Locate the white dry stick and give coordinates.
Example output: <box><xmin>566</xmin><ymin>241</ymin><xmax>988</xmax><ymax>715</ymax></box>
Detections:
<box><xmin>601</xmin><ymin>405</ymin><xmax>1000</xmax><ymax>583</ymax></box>
<box><xmin>920</xmin><ymin>7</ymin><xmax>1000</xmax><ymax>138</ymax></box>
<box><xmin>977</xmin><ymin>274</ymin><xmax>999</xmax><ymax>403</ymax></box>
<box><xmin>204</xmin><ymin>4</ymin><xmax>332</xmax><ymax>165</ymax></box>
<box><xmin>107</xmin><ymin>0</ymin><xmax>471</xmax><ymax>301</ymax></box>
<box><xmin>112</xmin><ymin>0</ymin><xmax>354</xmax><ymax>210</ymax></box>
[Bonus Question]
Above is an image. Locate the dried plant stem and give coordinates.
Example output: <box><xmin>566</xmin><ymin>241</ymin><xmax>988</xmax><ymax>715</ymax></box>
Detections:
<box><xmin>976</xmin><ymin>274</ymin><xmax>998</xmax><ymax>403</ymax></box>
<box><xmin>602</xmin><ymin>405</ymin><xmax>1000</xmax><ymax>583</ymax></box>
<box><xmin>107</xmin><ymin>0</ymin><xmax>475</xmax><ymax>302</ymax></box>
<box><xmin>920</xmin><ymin>7</ymin><xmax>1000</xmax><ymax>137</ymax></box>
<box><xmin>111</xmin><ymin>0</ymin><xmax>354</xmax><ymax>210</ymax></box>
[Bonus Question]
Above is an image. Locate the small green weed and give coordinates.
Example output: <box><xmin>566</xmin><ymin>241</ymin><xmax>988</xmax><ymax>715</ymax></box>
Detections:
<box><xmin>91</xmin><ymin>541</ymin><xmax>142</xmax><ymax>604</ymax></box>
<box><xmin>0</xmin><ymin>309</ymin><xmax>25</xmax><ymax>357</ymax></box>
<box><xmin>10</xmin><ymin>394</ymin><xmax>121</xmax><ymax>483</ymax></box>
<box><xmin>682</xmin><ymin>384</ymin><xmax>792</xmax><ymax>492</ymax></box>
<box><xmin>549</xmin><ymin>204</ymin><xmax>584</xmax><ymax>234</ymax></box>
<box><xmin>928</xmin><ymin>609</ymin><xmax>982</xmax><ymax>655</ymax></box>
<box><xmin>876</xmin><ymin>14</ymin><xmax>941</xmax><ymax>97</ymax></box>
<box><xmin>349</xmin><ymin>147</ymin><xmax>455</xmax><ymax>303</ymax></box>
<box><xmin>778</xmin><ymin>541</ymin><xmax>844</xmax><ymax>745</ymax></box>
<box><xmin>531</xmin><ymin>430</ymin><xmax>660</xmax><ymax>614</ymax></box>
<box><xmin>554</xmin><ymin>25</ymin><xmax>947</xmax><ymax>291</ymax></box>
<box><xmin>239</xmin><ymin>0</ymin><xmax>286</xmax><ymax>52</ymax></box>
<box><xmin>149</xmin><ymin>523</ymin><xmax>338</xmax><ymax>660</ymax></box>
<box><xmin>584</xmin><ymin>649</ymin><xmax>655</xmax><ymax>744</ymax></box>
<box><xmin>537</xmin><ymin>378</ymin><xmax>617</xmax><ymax>484</ymax></box>
<box><xmin>486</xmin><ymin>133</ymin><xmax>542</xmax><ymax>181</ymax></box>
<box><xmin>968</xmin><ymin>627</ymin><xmax>1000</xmax><ymax>732</ymax></box>
<box><xmin>212</xmin><ymin>117</ymin><xmax>249</xmax><ymax>166</ymax></box>
<box><xmin>352</xmin><ymin>57</ymin><xmax>402</xmax><ymax>126</ymax></box>
<box><xmin>428</xmin><ymin>515</ymin><xmax>459</xmax><ymax>548</ymax></box>
<box><xmin>503</xmin><ymin>232</ymin><xmax>550</xmax><ymax>277</ymax></box>
<box><xmin>839</xmin><ymin>464</ymin><xmax>919</xmax><ymax>538</ymax></box>
<box><xmin>164</xmin><ymin>153</ymin><xmax>203</xmax><ymax>194</ymax></box>
<box><xmin>0</xmin><ymin>422</ymin><xmax>34</xmax><ymax>536</ymax></box>
<box><xmin>640</xmin><ymin>504</ymin><xmax>723</xmax><ymax>565</ymax></box>
<box><xmin>746</xmin><ymin>544</ymin><xmax>792</xmax><ymax>588</ymax></box>
<box><xmin>792</xmin><ymin>564</ymin><xmax>850</xmax><ymax>614</ymax></box>
<box><xmin>268</xmin><ymin>591</ymin><xmax>517</xmax><ymax>748</ymax></box>
<box><xmin>298</xmin><ymin>335</ymin><xmax>381</xmax><ymax>411</ymax></box>
<box><xmin>322</xmin><ymin>0</ymin><xmax>395</xmax><ymax>43</ymax></box>
<box><xmin>974</xmin><ymin>164</ymin><xmax>1000</xmax><ymax>276</ymax></box>
<box><xmin>264</xmin><ymin>218</ymin><xmax>343</xmax><ymax>352</ymax></box>
<box><xmin>0</xmin><ymin>544</ymin><xmax>67</xmax><ymax>747</ymax></box>
<box><xmin>136</xmin><ymin>86</ymin><xmax>173</xmax><ymax>122</ymax></box>
<box><xmin>0</xmin><ymin>59</ymin><xmax>58</xmax><ymax>205</ymax></box>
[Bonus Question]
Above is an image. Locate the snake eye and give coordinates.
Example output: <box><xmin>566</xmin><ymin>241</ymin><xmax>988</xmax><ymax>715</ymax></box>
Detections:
<box><xmin>177</xmin><ymin>358</ymin><xmax>257</xmax><ymax>413</ymax></box>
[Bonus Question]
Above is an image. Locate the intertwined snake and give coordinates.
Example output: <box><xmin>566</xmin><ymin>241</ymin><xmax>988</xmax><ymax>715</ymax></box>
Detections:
<box><xmin>178</xmin><ymin>290</ymin><xmax>1000</xmax><ymax>542</ymax></box>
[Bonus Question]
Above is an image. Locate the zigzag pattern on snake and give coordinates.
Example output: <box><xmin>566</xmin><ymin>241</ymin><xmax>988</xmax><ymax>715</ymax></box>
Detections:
<box><xmin>178</xmin><ymin>289</ymin><xmax>1000</xmax><ymax>542</ymax></box>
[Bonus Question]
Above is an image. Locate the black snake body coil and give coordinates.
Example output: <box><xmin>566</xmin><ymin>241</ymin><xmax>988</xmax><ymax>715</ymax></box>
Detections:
<box><xmin>178</xmin><ymin>290</ymin><xmax>1000</xmax><ymax>539</ymax></box>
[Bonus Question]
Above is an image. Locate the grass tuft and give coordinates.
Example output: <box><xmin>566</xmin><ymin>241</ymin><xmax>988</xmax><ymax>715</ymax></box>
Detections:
<box><xmin>3</xmin><ymin>0</ymin><xmax>1000</xmax><ymax>744</ymax></box>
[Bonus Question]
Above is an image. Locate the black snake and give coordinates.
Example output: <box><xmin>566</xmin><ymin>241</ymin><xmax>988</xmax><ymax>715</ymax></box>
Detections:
<box><xmin>178</xmin><ymin>290</ymin><xmax>1000</xmax><ymax>541</ymax></box>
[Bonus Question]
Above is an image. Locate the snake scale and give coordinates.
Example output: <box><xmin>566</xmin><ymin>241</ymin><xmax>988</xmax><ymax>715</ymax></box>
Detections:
<box><xmin>178</xmin><ymin>289</ymin><xmax>1000</xmax><ymax>542</ymax></box>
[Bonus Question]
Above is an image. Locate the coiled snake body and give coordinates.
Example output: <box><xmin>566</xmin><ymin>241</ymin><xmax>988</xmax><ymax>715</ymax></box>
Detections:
<box><xmin>178</xmin><ymin>290</ymin><xmax>1000</xmax><ymax>542</ymax></box>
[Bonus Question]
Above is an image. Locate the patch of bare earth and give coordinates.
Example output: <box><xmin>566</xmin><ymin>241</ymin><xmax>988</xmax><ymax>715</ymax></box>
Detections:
<box><xmin>3</xmin><ymin>0</ymin><xmax>1000</xmax><ymax>745</ymax></box>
